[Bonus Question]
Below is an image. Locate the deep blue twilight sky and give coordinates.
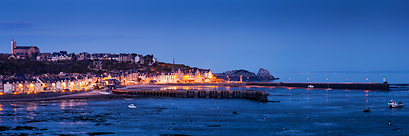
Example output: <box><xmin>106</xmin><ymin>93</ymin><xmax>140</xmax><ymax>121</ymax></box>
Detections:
<box><xmin>1</xmin><ymin>0</ymin><xmax>408</xmax><ymax>75</ymax></box>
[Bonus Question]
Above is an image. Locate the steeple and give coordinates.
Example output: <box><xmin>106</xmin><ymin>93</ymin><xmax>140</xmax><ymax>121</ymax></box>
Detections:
<box><xmin>11</xmin><ymin>39</ymin><xmax>16</xmax><ymax>54</ymax></box>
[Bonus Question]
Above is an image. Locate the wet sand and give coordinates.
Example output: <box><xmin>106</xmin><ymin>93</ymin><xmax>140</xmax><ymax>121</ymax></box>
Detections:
<box><xmin>0</xmin><ymin>90</ymin><xmax>123</xmax><ymax>102</ymax></box>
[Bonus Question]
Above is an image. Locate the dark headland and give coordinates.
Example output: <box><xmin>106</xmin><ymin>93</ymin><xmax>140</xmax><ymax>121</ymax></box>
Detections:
<box><xmin>214</xmin><ymin>68</ymin><xmax>279</xmax><ymax>82</ymax></box>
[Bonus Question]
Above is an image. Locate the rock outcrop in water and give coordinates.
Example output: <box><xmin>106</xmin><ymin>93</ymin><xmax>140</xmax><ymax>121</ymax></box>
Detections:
<box><xmin>222</xmin><ymin>70</ymin><xmax>256</xmax><ymax>76</ymax></box>
<box><xmin>257</xmin><ymin>68</ymin><xmax>272</xmax><ymax>77</ymax></box>
<box><xmin>214</xmin><ymin>68</ymin><xmax>278</xmax><ymax>82</ymax></box>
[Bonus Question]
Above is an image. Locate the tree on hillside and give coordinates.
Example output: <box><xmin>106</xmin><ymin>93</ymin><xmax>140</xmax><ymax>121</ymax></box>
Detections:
<box><xmin>70</xmin><ymin>53</ymin><xmax>77</xmax><ymax>61</ymax></box>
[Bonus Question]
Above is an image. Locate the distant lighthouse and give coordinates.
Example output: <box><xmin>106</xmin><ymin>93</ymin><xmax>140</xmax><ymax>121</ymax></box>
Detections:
<box><xmin>383</xmin><ymin>75</ymin><xmax>386</xmax><ymax>83</ymax></box>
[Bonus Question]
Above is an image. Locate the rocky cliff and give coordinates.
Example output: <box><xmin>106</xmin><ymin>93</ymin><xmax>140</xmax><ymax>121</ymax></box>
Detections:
<box><xmin>214</xmin><ymin>68</ymin><xmax>278</xmax><ymax>82</ymax></box>
<box><xmin>257</xmin><ymin>68</ymin><xmax>272</xmax><ymax>77</ymax></box>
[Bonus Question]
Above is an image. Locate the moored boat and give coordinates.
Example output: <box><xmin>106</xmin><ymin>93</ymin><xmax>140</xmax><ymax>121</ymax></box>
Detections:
<box><xmin>128</xmin><ymin>104</ymin><xmax>136</xmax><ymax>108</ymax></box>
<box><xmin>388</xmin><ymin>100</ymin><xmax>404</xmax><ymax>108</ymax></box>
<box><xmin>99</xmin><ymin>91</ymin><xmax>111</xmax><ymax>95</ymax></box>
<box><xmin>307</xmin><ymin>85</ymin><xmax>314</xmax><ymax>88</ymax></box>
<box><xmin>112</xmin><ymin>90</ymin><xmax>128</xmax><ymax>95</ymax></box>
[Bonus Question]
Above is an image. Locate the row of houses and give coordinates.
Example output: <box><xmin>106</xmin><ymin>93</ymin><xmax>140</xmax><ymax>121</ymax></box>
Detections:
<box><xmin>93</xmin><ymin>68</ymin><xmax>217</xmax><ymax>86</ymax></box>
<box><xmin>0</xmin><ymin>68</ymin><xmax>219</xmax><ymax>94</ymax></box>
<box><xmin>152</xmin><ymin>68</ymin><xmax>217</xmax><ymax>83</ymax></box>
<box><xmin>36</xmin><ymin>52</ymin><xmax>155</xmax><ymax>64</ymax></box>
<box><xmin>0</xmin><ymin>73</ymin><xmax>92</xmax><ymax>94</ymax></box>
<box><xmin>6</xmin><ymin>40</ymin><xmax>156</xmax><ymax>65</ymax></box>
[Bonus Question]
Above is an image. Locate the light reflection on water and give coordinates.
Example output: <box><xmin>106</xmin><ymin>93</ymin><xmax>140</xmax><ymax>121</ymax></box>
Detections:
<box><xmin>61</xmin><ymin>101</ymin><xmax>66</xmax><ymax>110</ymax></box>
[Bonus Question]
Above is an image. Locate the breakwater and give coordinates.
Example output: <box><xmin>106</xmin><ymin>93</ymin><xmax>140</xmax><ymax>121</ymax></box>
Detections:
<box><xmin>124</xmin><ymin>90</ymin><xmax>268</xmax><ymax>102</ymax></box>
<box><xmin>158</xmin><ymin>82</ymin><xmax>390</xmax><ymax>90</ymax></box>
<box><xmin>247</xmin><ymin>82</ymin><xmax>390</xmax><ymax>90</ymax></box>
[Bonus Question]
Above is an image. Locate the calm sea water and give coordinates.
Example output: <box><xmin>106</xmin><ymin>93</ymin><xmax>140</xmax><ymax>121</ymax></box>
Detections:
<box><xmin>1</xmin><ymin>86</ymin><xmax>409</xmax><ymax>135</ymax></box>
<box><xmin>272</xmin><ymin>71</ymin><xmax>409</xmax><ymax>84</ymax></box>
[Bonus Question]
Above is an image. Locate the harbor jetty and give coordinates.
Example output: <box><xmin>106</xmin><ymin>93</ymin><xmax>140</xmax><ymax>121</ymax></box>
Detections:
<box><xmin>124</xmin><ymin>90</ymin><xmax>268</xmax><ymax>102</ymax></box>
<box><xmin>158</xmin><ymin>82</ymin><xmax>390</xmax><ymax>90</ymax></box>
<box><xmin>247</xmin><ymin>82</ymin><xmax>390</xmax><ymax>90</ymax></box>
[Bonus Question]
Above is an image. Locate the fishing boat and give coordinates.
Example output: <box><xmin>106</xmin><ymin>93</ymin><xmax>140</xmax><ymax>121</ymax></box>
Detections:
<box><xmin>128</xmin><ymin>104</ymin><xmax>136</xmax><ymax>108</ymax></box>
<box><xmin>99</xmin><ymin>90</ymin><xmax>111</xmax><ymax>95</ymax></box>
<box><xmin>388</xmin><ymin>100</ymin><xmax>404</xmax><ymax>108</ymax></box>
<box><xmin>326</xmin><ymin>88</ymin><xmax>333</xmax><ymax>91</ymax></box>
<box><xmin>307</xmin><ymin>85</ymin><xmax>314</xmax><ymax>88</ymax></box>
<box><xmin>112</xmin><ymin>90</ymin><xmax>128</xmax><ymax>95</ymax></box>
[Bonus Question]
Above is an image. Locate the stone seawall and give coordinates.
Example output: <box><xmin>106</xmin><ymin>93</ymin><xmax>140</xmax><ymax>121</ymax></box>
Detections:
<box><xmin>125</xmin><ymin>90</ymin><xmax>268</xmax><ymax>102</ymax></box>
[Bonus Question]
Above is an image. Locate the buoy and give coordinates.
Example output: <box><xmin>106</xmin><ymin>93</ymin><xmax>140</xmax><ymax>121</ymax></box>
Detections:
<box><xmin>389</xmin><ymin>122</ymin><xmax>392</xmax><ymax>125</ymax></box>
<box><xmin>307</xmin><ymin>117</ymin><xmax>310</xmax><ymax>119</ymax></box>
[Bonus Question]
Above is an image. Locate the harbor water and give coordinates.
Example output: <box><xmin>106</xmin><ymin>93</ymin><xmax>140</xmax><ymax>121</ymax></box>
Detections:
<box><xmin>1</xmin><ymin>86</ymin><xmax>409</xmax><ymax>135</ymax></box>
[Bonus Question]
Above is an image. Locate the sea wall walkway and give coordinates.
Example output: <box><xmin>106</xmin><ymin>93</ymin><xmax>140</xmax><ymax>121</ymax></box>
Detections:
<box><xmin>158</xmin><ymin>82</ymin><xmax>390</xmax><ymax>90</ymax></box>
<box><xmin>247</xmin><ymin>82</ymin><xmax>390</xmax><ymax>90</ymax></box>
<box><xmin>124</xmin><ymin>90</ymin><xmax>268</xmax><ymax>102</ymax></box>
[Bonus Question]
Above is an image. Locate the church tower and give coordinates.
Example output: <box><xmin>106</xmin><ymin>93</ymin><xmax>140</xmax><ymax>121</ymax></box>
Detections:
<box><xmin>11</xmin><ymin>39</ymin><xmax>16</xmax><ymax>54</ymax></box>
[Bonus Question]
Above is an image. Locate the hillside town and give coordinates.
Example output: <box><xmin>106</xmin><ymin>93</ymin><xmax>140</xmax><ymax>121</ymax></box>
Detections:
<box><xmin>0</xmin><ymin>39</ymin><xmax>220</xmax><ymax>94</ymax></box>
<box><xmin>7</xmin><ymin>39</ymin><xmax>155</xmax><ymax>64</ymax></box>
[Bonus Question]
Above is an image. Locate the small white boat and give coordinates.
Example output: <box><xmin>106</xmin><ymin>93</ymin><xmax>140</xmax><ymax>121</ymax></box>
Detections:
<box><xmin>128</xmin><ymin>104</ymin><xmax>136</xmax><ymax>108</ymax></box>
<box><xmin>307</xmin><ymin>85</ymin><xmax>314</xmax><ymax>88</ymax></box>
<box><xmin>99</xmin><ymin>91</ymin><xmax>111</xmax><ymax>95</ymax></box>
<box><xmin>124</xmin><ymin>98</ymin><xmax>134</xmax><ymax>100</ymax></box>
<box><xmin>326</xmin><ymin>88</ymin><xmax>333</xmax><ymax>91</ymax></box>
<box><xmin>388</xmin><ymin>100</ymin><xmax>404</xmax><ymax>108</ymax></box>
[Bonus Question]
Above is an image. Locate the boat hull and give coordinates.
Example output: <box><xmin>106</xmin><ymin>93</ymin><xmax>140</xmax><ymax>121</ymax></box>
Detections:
<box><xmin>111</xmin><ymin>90</ymin><xmax>128</xmax><ymax>95</ymax></box>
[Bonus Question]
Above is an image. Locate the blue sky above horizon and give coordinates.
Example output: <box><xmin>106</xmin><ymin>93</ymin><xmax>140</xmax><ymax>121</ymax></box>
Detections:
<box><xmin>1</xmin><ymin>0</ymin><xmax>408</xmax><ymax>74</ymax></box>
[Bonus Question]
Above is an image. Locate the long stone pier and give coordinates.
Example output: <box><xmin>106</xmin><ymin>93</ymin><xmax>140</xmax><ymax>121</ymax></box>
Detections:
<box><xmin>247</xmin><ymin>82</ymin><xmax>390</xmax><ymax>90</ymax></box>
<box><xmin>158</xmin><ymin>82</ymin><xmax>390</xmax><ymax>90</ymax></box>
<box><xmin>123</xmin><ymin>90</ymin><xmax>268</xmax><ymax>102</ymax></box>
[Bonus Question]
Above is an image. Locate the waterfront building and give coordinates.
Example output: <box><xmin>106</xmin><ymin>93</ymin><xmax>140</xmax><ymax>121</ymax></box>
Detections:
<box><xmin>169</xmin><ymin>68</ymin><xmax>216</xmax><ymax>83</ymax></box>
<box><xmin>124</xmin><ymin>73</ymin><xmax>139</xmax><ymax>85</ymax></box>
<box><xmin>156</xmin><ymin>73</ymin><xmax>176</xmax><ymax>83</ymax></box>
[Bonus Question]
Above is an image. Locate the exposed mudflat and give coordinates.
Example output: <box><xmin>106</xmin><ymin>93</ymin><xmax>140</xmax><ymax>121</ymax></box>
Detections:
<box><xmin>0</xmin><ymin>87</ymin><xmax>408</xmax><ymax>135</ymax></box>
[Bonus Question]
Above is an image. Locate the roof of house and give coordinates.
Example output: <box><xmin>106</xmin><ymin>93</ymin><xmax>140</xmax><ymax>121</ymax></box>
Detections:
<box><xmin>15</xmin><ymin>46</ymin><xmax>39</xmax><ymax>49</ymax></box>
